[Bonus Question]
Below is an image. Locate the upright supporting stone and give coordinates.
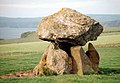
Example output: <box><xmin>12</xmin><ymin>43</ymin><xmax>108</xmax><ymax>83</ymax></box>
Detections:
<box><xmin>33</xmin><ymin>43</ymin><xmax>71</xmax><ymax>76</ymax></box>
<box><xmin>71</xmin><ymin>46</ymin><xmax>83</xmax><ymax>76</ymax></box>
<box><xmin>80</xmin><ymin>47</ymin><xmax>94</xmax><ymax>72</ymax></box>
<box><xmin>86</xmin><ymin>43</ymin><xmax>100</xmax><ymax>72</ymax></box>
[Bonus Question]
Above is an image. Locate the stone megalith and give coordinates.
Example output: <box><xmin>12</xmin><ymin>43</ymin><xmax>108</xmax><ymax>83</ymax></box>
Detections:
<box><xmin>33</xmin><ymin>8</ymin><xmax>103</xmax><ymax>76</ymax></box>
<box><xmin>86</xmin><ymin>43</ymin><xmax>100</xmax><ymax>72</ymax></box>
<box><xmin>33</xmin><ymin>43</ymin><xmax>72</xmax><ymax>75</ymax></box>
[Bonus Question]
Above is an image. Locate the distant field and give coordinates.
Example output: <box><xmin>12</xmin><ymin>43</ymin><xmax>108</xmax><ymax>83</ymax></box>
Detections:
<box><xmin>0</xmin><ymin>42</ymin><xmax>49</xmax><ymax>53</ymax></box>
<box><xmin>91</xmin><ymin>35</ymin><xmax>120</xmax><ymax>45</ymax></box>
<box><xmin>103</xmin><ymin>27</ymin><xmax>120</xmax><ymax>33</ymax></box>
<box><xmin>101</xmin><ymin>27</ymin><xmax>120</xmax><ymax>36</ymax></box>
<box><xmin>1</xmin><ymin>34</ymin><xmax>120</xmax><ymax>45</ymax></box>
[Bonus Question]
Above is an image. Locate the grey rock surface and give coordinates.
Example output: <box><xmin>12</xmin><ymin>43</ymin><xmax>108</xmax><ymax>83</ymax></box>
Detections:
<box><xmin>37</xmin><ymin>8</ymin><xmax>103</xmax><ymax>46</ymax></box>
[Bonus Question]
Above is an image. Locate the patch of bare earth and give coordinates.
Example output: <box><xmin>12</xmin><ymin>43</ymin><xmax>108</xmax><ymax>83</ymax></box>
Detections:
<box><xmin>0</xmin><ymin>70</ymin><xmax>34</xmax><ymax>78</ymax></box>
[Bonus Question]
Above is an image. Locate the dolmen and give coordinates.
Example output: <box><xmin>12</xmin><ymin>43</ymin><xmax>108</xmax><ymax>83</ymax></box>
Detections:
<box><xmin>33</xmin><ymin>8</ymin><xmax>103</xmax><ymax>76</ymax></box>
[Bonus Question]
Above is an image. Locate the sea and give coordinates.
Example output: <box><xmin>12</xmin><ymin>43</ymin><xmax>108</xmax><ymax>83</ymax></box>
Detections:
<box><xmin>0</xmin><ymin>27</ymin><xmax>36</xmax><ymax>39</ymax></box>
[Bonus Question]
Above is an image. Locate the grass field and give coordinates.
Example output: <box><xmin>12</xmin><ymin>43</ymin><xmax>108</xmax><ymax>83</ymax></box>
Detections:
<box><xmin>0</xmin><ymin>29</ymin><xmax>120</xmax><ymax>83</ymax></box>
<box><xmin>0</xmin><ymin>74</ymin><xmax>120</xmax><ymax>83</ymax></box>
<box><xmin>0</xmin><ymin>43</ymin><xmax>120</xmax><ymax>83</ymax></box>
<box><xmin>0</xmin><ymin>43</ymin><xmax>120</xmax><ymax>82</ymax></box>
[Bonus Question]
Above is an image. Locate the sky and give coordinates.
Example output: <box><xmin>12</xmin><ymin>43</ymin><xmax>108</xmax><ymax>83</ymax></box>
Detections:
<box><xmin>0</xmin><ymin>0</ymin><xmax>120</xmax><ymax>18</ymax></box>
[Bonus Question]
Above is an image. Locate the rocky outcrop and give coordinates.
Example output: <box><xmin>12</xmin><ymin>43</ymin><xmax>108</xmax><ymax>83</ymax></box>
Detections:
<box><xmin>34</xmin><ymin>8</ymin><xmax>103</xmax><ymax>76</ymax></box>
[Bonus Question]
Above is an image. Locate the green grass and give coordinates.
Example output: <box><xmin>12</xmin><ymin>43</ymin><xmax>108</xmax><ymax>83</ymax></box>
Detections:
<box><xmin>0</xmin><ymin>41</ymin><xmax>49</xmax><ymax>52</ymax></box>
<box><xmin>0</xmin><ymin>52</ymin><xmax>40</xmax><ymax>75</ymax></box>
<box><xmin>0</xmin><ymin>37</ymin><xmax>40</xmax><ymax>45</ymax></box>
<box><xmin>103</xmin><ymin>27</ymin><xmax>120</xmax><ymax>33</ymax></box>
<box><xmin>88</xmin><ymin>34</ymin><xmax>120</xmax><ymax>46</ymax></box>
<box><xmin>0</xmin><ymin>42</ymin><xmax>49</xmax><ymax>75</ymax></box>
<box><xmin>98</xmin><ymin>46</ymin><xmax>120</xmax><ymax>68</ymax></box>
<box><xmin>0</xmin><ymin>74</ymin><xmax>120</xmax><ymax>83</ymax></box>
<box><xmin>0</xmin><ymin>41</ymin><xmax>120</xmax><ymax>83</ymax></box>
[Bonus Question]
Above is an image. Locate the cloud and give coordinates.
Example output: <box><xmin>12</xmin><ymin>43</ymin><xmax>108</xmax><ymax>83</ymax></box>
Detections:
<box><xmin>0</xmin><ymin>1</ymin><xmax>96</xmax><ymax>8</ymax></box>
<box><xmin>0</xmin><ymin>0</ymin><xmax>120</xmax><ymax>17</ymax></box>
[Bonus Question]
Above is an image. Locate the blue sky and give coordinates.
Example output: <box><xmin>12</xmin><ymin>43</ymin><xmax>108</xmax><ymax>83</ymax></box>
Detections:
<box><xmin>0</xmin><ymin>0</ymin><xmax>120</xmax><ymax>17</ymax></box>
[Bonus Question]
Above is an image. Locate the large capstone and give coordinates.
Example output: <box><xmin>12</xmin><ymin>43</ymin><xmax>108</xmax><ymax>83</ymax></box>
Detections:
<box><xmin>37</xmin><ymin>8</ymin><xmax>103</xmax><ymax>46</ymax></box>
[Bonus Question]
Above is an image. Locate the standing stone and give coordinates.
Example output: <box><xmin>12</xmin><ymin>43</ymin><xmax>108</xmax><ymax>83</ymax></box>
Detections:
<box><xmin>46</xmin><ymin>44</ymin><xmax>70</xmax><ymax>75</ymax></box>
<box><xmin>33</xmin><ymin>43</ymin><xmax>71</xmax><ymax>75</ymax></box>
<box><xmin>71</xmin><ymin>46</ymin><xmax>94</xmax><ymax>74</ymax></box>
<box><xmin>71</xmin><ymin>46</ymin><xmax>83</xmax><ymax>76</ymax></box>
<box><xmin>86</xmin><ymin>43</ymin><xmax>100</xmax><ymax>72</ymax></box>
<box><xmin>80</xmin><ymin>47</ymin><xmax>94</xmax><ymax>72</ymax></box>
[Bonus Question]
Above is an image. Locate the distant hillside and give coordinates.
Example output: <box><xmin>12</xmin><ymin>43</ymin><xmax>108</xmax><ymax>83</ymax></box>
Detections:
<box><xmin>88</xmin><ymin>14</ymin><xmax>120</xmax><ymax>22</ymax></box>
<box><xmin>101</xmin><ymin>20</ymin><xmax>120</xmax><ymax>27</ymax></box>
<box><xmin>0</xmin><ymin>17</ymin><xmax>42</xmax><ymax>28</ymax></box>
<box><xmin>0</xmin><ymin>14</ymin><xmax>120</xmax><ymax>28</ymax></box>
<box><xmin>88</xmin><ymin>14</ymin><xmax>120</xmax><ymax>28</ymax></box>
<box><xmin>0</xmin><ymin>31</ymin><xmax>40</xmax><ymax>45</ymax></box>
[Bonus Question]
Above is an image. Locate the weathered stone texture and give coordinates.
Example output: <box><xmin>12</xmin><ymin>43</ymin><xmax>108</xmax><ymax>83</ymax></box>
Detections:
<box><xmin>33</xmin><ymin>43</ymin><xmax>72</xmax><ymax>75</ymax></box>
<box><xmin>86</xmin><ymin>43</ymin><xmax>100</xmax><ymax>72</ymax></box>
<box><xmin>70</xmin><ymin>46</ymin><xmax>83</xmax><ymax>75</ymax></box>
<box><xmin>36</xmin><ymin>8</ymin><xmax>103</xmax><ymax>46</ymax></box>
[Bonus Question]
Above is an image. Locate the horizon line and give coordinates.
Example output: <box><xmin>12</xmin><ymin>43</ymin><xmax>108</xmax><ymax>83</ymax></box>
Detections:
<box><xmin>0</xmin><ymin>14</ymin><xmax>120</xmax><ymax>18</ymax></box>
